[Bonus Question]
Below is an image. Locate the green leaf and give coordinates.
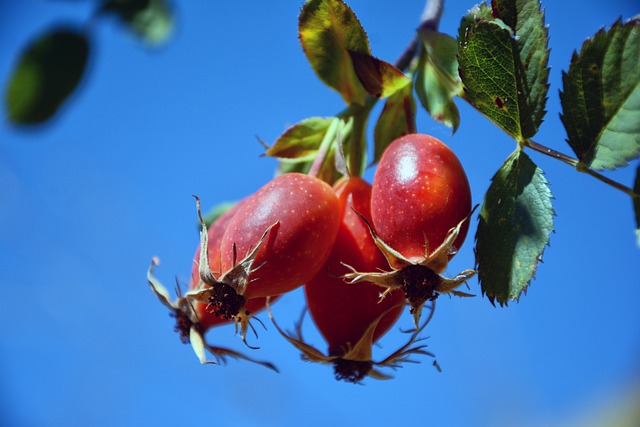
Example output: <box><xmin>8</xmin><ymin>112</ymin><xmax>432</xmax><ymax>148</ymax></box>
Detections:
<box><xmin>560</xmin><ymin>18</ymin><xmax>640</xmax><ymax>170</ymax></box>
<box><xmin>373</xmin><ymin>82</ymin><xmax>416</xmax><ymax>164</ymax></box>
<box><xmin>348</xmin><ymin>50</ymin><xmax>410</xmax><ymax>98</ymax></box>
<box><xmin>492</xmin><ymin>0</ymin><xmax>550</xmax><ymax>134</ymax></box>
<box><xmin>458</xmin><ymin>0</ymin><xmax>549</xmax><ymax>141</ymax></box>
<box><xmin>266</xmin><ymin>117</ymin><xmax>335</xmax><ymax>160</ymax></box>
<box><xmin>5</xmin><ymin>27</ymin><xmax>90</xmax><ymax>125</ymax></box>
<box><xmin>475</xmin><ymin>149</ymin><xmax>554</xmax><ymax>305</ymax></box>
<box><xmin>634</xmin><ymin>165</ymin><xmax>640</xmax><ymax>246</ymax></box>
<box><xmin>99</xmin><ymin>0</ymin><xmax>174</xmax><ymax>46</ymax></box>
<box><xmin>415</xmin><ymin>29</ymin><xmax>462</xmax><ymax>132</ymax></box>
<box><xmin>299</xmin><ymin>0</ymin><xmax>370</xmax><ymax>105</ymax></box>
<box><xmin>340</xmin><ymin>106</ymin><xmax>368</xmax><ymax>177</ymax></box>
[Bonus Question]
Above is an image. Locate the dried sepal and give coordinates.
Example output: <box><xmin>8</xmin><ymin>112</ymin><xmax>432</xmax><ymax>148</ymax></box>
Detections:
<box><xmin>268</xmin><ymin>298</ymin><xmax>437</xmax><ymax>383</ymax></box>
<box><xmin>147</xmin><ymin>258</ymin><xmax>278</xmax><ymax>371</ymax></box>
<box><xmin>186</xmin><ymin>196</ymin><xmax>278</xmax><ymax>342</ymax></box>
<box><xmin>343</xmin><ymin>209</ymin><xmax>477</xmax><ymax>326</ymax></box>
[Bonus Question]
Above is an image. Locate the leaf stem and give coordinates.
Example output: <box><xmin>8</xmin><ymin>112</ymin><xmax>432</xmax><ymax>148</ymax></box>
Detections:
<box><xmin>308</xmin><ymin>118</ymin><xmax>340</xmax><ymax>178</ymax></box>
<box><xmin>526</xmin><ymin>139</ymin><xmax>639</xmax><ymax>198</ymax></box>
<box><xmin>395</xmin><ymin>0</ymin><xmax>445</xmax><ymax>72</ymax></box>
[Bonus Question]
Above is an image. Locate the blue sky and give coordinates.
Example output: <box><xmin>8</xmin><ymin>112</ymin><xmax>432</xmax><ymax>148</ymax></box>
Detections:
<box><xmin>1</xmin><ymin>1</ymin><xmax>639</xmax><ymax>426</ymax></box>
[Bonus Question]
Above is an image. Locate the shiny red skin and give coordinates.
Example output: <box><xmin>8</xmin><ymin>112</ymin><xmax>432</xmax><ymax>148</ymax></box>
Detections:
<box><xmin>372</xmin><ymin>134</ymin><xmax>472</xmax><ymax>261</ymax></box>
<box><xmin>187</xmin><ymin>201</ymin><xmax>268</xmax><ymax>331</ymax></box>
<box><xmin>305</xmin><ymin>177</ymin><xmax>404</xmax><ymax>356</ymax></box>
<box><xmin>220</xmin><ymin>173</ymin><xmax>341</xmax><ymax>299</ymax></box>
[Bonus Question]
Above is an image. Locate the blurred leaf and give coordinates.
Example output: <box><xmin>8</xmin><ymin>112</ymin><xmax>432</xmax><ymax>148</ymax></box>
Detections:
<box><xmin>202</xmin><ymin>201</ymin><xmax>236</xmax><ymax>229</ymax></box>
<box><xmin>475</xmin><ymin>149</ymin><xmax>554</xmax><ymax>305</ymax></box>
<box><xmin>5</xmin><ymin>27</ymin><xmax>90</xmax><ymax>125</ymax></box>
<box><xmin>457</xmin><ymin>0</ymin><xmax>549</xmax><ymax>141</ymax></box>
<box><xmin>276</xmin><ymin>159</ymin><xmax>312</xmax><ymax>176</ymax></box>
<box><xmin>415</xmin><ymin>29</ymin><xmax>462</xmax><ymax>132</ymax></box>
<box><xmin>560</xmin><ymin>18</ymin><xmax>640</xmax><ymax>170</ymax></box>
<box><xmin>348</xmin><ymin>50</ymin><xmax>410</xmax><ymax>98</ymax></box>
<box><xmin>266</xmin><ymin>117</ymin><xmax>335</xmax><ymax>160</ymax></box>
<box><xmin>299</xmin><ymin>0</ymin><xmax>370</xmax><ymax>105</ymax></box>
<box><xmin>99</xmin><ymin>0</ymin><xmax>174</xmax><ymax>46</ymax></box>
<box><xmin>634</xmin><ymin>165</ymin><xmax>640</xmax><ymax>246</ymax></box>
<box><xmin>373</xmin><ymin>82</ymin><xmax>416</xmax><ymax>164</ymax></box>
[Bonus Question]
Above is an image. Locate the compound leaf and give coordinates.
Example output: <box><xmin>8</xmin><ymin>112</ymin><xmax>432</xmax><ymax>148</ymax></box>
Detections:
<box><xmin>560</xmin><ymin>18</ymin><xmax>640</xmax><ymax>170</ymax></box>
<box><xmin>299</xmin><ymin>0</ymin><xmax>370</xmax><ymax>105</ymax></box>
<box><xmin>5</xmin><ymin>26</ymin><xmax>90</xmax><ymax>125</ymax></box>
<box><xmin>415</xmin><ymin>29</ymin><xmax>462</xmax><ymax>132</ymax></box>
<box><xmin>476</xmin><ymin>149</ymin><xmax>554</xmax><ymax>305</ymax></box>
<box><xmin>458</xmin><ymin>0</ymin><xmax>549</xmax><ymax>141</ymax></box>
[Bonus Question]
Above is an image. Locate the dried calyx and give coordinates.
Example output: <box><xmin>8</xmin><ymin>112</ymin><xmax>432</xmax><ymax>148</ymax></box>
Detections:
<box><xmin>147</xmin><ymin>258</ymin><xmax>278</xmax><ymax>371</ymax></box>
<box><xmin>184</xmin><ymin>196</ymin><xmax>278</xmax><ymax>344</ymax></box>
<box><xmin>343</xmin><ymin>209</ymin><xmax>477</xmax><ymax>326</ymax></box>
<box><xmin>269</xmin><ymin>299</ymin><xmax>436</xmax><ymax>384</ymax></box>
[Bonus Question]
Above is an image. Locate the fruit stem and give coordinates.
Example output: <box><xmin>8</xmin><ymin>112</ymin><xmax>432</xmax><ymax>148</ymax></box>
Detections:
<box><xmin>525</xmin><ymin>139</ymin><xmax>639</xmax><ymax>198</ymax></box>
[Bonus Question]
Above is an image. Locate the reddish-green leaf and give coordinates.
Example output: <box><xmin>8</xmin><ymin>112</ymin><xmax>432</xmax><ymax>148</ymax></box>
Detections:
<box><xmin>348</xmin><ymin>50</ymin><xmax>410</xmax><ymax>99</ymax></box>
<box><xmin>299</xmin><ymin>0</ymin><xmax>370</xmax><ymax>105</ymax></box>
<box><xmin>266</xmin><ymin>117</ymin><xmax>336</xmax><ymax>160</ymax></box>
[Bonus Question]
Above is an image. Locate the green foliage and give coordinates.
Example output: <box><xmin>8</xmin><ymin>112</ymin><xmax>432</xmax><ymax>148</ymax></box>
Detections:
<box><xmin>560</xmin><ymin>18</ymin><xmax>640</xmax><ymax>170</ymax></box>
<box><xmin>476</xmin><ymin>149</ymin><xmax>554</xmax><ymax>305</ymax></box>
<box><xmin>415</xmin><ymin>29</ymin><xmax>462</xmax><ymax>132</ymax></box>
<box><xmin>348</xmin><ymin>51</ymin><xmax>411</xmax><ymax>99</ymax></box>
<box><xmin>5</xmin><ymin>27</ymin><xmax>89</xmax><ymax>125</ymax></box>
<box><xmin>457</xmin><ymin>0</ymin><xmax>549</xmax><ymax>141</ymax></box>
<box><xmin>99</xmin><ymin>0</ymin><xmax>174</xmax><ymax>46</ymax></box>
<box><xmin>373</xmin><ymin>82</ymin><xmax>416</xmax><ymax>164</ymax></box>
<box><xmin>266</xmin><ymin>117</ymin><xmax>337</xmax><ymax>161</ymax></box>
<box><xmin>299</xmin><ymin>0</ymin><xmax>370</xmax><ymax>105</ymax></box>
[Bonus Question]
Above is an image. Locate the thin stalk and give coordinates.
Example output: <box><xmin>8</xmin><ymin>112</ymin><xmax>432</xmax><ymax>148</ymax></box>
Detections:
<box><xmin>308</xmin><ymin>118</ymin><xmax>340</xmax><ymax>178</ymax></box>
<box><xmin>526</xmin><ymin>139</ymin><xmax>639</xmax><ymax>198</ymax></box>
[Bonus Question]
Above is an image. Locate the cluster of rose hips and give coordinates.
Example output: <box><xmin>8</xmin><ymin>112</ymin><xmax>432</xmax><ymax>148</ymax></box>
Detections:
<box><xmin>149</xmin><ymin>133</ymin><xmax>474</xmax><ymax>383</ymax></box>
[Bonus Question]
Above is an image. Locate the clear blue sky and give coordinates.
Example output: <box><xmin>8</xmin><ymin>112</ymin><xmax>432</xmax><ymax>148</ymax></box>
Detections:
<box><xmin>1</xmin><ymin>1</ymin><xmax>638</xmax><ymax>426</ymax></box>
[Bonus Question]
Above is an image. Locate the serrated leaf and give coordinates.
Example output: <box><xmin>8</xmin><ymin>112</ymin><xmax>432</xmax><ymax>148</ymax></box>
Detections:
<box><xmin>99</xmin><ymin>0</ymin><xmax>174</xmax><ymax>46</ymax></box>
<box><xmin>5</xmin><ymin>27</ymin><xmax>90</xmax><ymax>125</ymax></box>
<box><xmin>560</xmin><ymin>19</ymin><xmax>640</xmax><ymax>170</ymax></box>
<box><xmin>348</xmin><ymin>50</ymin><xmax>410</xmax><ymax>98</ymax></box>
<box><xmin>373</xmin><ymin>83</ymin><xmax>416</xmax><ymax>164</ymax></box>
<box><xmin>458</xmin><ymin>0</ymin><xmax>549</xmax><ymax>141</ymax></box>
<box><xmin>415</xmin><ymin>29</ymin><xmax>462</xmax><ymax>132</ymax></box>
<box><xmin>634</xmin><ymin>165</ymin><xmax>640</xmax><ymax>246</ymax></box>
<box><xmin>299</xmin><ymin>0</ymin><xmax>370</xmax><ymax>105</ymax></box>
<box><xmin>492</xmin><ymin>0</ymin><xmax>550</xmax><ymax>133</ymax></box>
<box><xmin>476</xmin><ymin>149</ymin><xmax>554</xmax><ymax>305</ymax></box>
<box><xmin>266</xmin><ymin>117</ymin><xmax>335</xmax><ymax>160</ymax></box>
